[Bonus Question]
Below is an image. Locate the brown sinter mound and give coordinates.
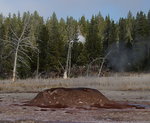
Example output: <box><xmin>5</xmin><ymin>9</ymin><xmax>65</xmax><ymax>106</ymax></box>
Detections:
<box><xmin>27</xmin><ymin>87</ymin><xmax>145</xmax><ymax>109</ymax></box>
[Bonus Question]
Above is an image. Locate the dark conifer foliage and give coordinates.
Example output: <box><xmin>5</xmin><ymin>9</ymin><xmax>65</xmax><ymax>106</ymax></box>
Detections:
<box><xmin>0</xmin><ymin>11</ymin><xmax>150</xmax><ymax>79</ymax></box>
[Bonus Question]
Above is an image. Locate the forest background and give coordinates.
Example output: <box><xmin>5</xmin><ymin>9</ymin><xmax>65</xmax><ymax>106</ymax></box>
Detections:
<box><xmin>0</xmin><ymin>10</ymin><xmax>150</xmax><ymax>79</ymax></box>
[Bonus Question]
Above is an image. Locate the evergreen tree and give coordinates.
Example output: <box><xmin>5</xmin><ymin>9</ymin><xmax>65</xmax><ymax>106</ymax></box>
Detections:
<box><xmin>79</xmin><ymin>16</ymin><xmax>88</xmax><ymax>37</ymax></box>
<box><xmin>38</xmin><ymin>24</ymin><xmax>49</xmax><ymax>72</ymax></box>
<box><xmin>46</xmin><ymin>12</ymin><xmax>64</xmax><ymax>72</ymax></box>
<box><xmin>66</xmin><ymin>16</ymin><xmax>78</xmax><ymax>41</ymax></box>
<box><xmin>0</xmin><ymin>11</ymin><xmax>150</xmax><ymax>78</ymax></box>
<box><xmin>59</xmin><ymin>18</ymin><xmax>68</xmax><ymax>67</ymax></box>
<box><xmin>126</xmin><ymin>11</ymin><xmax>134</xmax><ymax>45</ymax></box>
<box><xmin>28</xmin><ymin>11</ymin><xmax>44</xmax><ymax>76</ymax></box>
<box><xmin>103</xmin><ymin>15</ymin><xmax>112</xmax><ymax>52</ymax></box>
<box><xmin>147</xmin><ymin>10</ymin><xmax>150</xmax><ymax>36</ymax></box>
<box><xmin>85</xmin><ymin>15</ymin><xmax>102</xmax><ymax>61</ymax></box>
<box><xmin>135</xmin><ymin>11</ymin><xmax>149</xmax><ymax>38</ymax></box>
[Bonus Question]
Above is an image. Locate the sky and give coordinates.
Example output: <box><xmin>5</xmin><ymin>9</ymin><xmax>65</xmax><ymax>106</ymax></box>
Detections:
<box><xmin>0</xmin><ymin>0</ymin><xmax>149</xmax><ymax>21</ymax></box>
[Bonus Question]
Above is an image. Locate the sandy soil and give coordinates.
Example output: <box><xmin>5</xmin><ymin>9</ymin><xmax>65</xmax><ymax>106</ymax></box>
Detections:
<box><xmin>0</xmin><ymin>90</ymin><xmax>150</xmax><ymax>123</ymax></box>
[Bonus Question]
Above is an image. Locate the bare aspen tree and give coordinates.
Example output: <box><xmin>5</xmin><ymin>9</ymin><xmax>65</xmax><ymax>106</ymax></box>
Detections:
<box><xmin>86</xmin><ymin>50</ymin><xmax>112</xmax><ymax>77</ymax></box>
<box><xmin>63</xmin><ymin>40</ymin><xmax>74</xmax><ymax>79</ymax></box>
<box><xmin>35</xmin><ymin>48</ymin><xmax>40</xmax><ymax>79</ymax></box>
<box><xmin>86</xmin><ymin>57</ymin><xmax>104</xmax><ymax>77</ymax></box>
<box><xmin>98</xmin><ymin>50</ymin><xmax>112</xmax><ymax>77</ymax></box>
<box><xmin>4</xmin><ymin>16</ymin><xmax>38</xmax><ymax>82</ymax></box>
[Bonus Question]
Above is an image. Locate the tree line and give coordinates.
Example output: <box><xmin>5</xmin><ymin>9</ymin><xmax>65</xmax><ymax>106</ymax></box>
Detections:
<box><xmin>0</xmin><ymin>10</ymin><xmax>150</xmax><ymax>79</ymax></box>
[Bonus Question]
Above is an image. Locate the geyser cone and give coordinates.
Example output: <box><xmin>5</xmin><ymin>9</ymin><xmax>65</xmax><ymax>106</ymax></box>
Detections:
<box><xmin>28</xmin><ymin>87</ymin><xmax>111</xmax><ymax>108</ymax></box>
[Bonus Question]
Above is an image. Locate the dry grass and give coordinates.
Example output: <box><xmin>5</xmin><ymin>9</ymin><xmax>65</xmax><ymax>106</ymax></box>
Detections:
<box><xmin>0</xmin><ymin>73</ymin><xmax>150</xmax><ymax>92</ymax></box>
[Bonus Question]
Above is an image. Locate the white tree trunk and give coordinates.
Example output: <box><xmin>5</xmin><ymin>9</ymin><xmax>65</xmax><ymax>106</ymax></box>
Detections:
<box><xmin>98</xmin><ymin>50</ymin><xmax>112</xmax><ymax>77</ymax></box>
<box><xmin>63</xmin><ymin>71</ymin><xmax>67</xmax><ymax>79</ymax></box>
<box><xmin>10</xmin><ymin>16</ymin><xmax>38</xmax><ymax>82</ymax></box>
<box><xmin>12</xmin><ymin>47</ymin><xmax>19</xmax><ymax>82</ymax></box>
<box><xmin>36</xmin><ymin>51</ymin><xmax>39</xmax><ymax>79</ymax></box>
<box><xmin>98</xmin><ymin>58</ymin><xmax>105</xmax><ymax>77</ymax></box>
<box><xmin>63</xmin><ymin>41</ymin><xmax>73</xmax><ymax>79</ymax></box>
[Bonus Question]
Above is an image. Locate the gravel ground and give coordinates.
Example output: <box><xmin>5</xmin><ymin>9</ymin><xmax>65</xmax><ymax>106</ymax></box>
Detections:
<box><xmin>0</xmin><ymin>90</ymin><xmax>150</xmax><ymax>123</ymax></box>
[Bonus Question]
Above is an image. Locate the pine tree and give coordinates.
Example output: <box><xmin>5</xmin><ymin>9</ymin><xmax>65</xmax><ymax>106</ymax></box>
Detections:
<box><xmin>66</xmin><ymin>16</ymin><xmax>78</xmax><ymax>41</ymax></box>
<box><xmin>59</xmin><ymin>18</ymin><xmax>68</xmax><ymax>67</ymax></box>
<box><xmin>0</xmin><ymin>14</ymin><xmax>13</xmax><ymax>78</ymax></box>
<box><xmin>135</xmin><ymin>11</ymin><xmax>149</xmax><ymax>38</ymax></box>
<box><xmin>46</xmin><ymin>12</ymin><xmax>64</xmax><ymax>73</ymax></box>
<box><xmin>148</xmin><ymin>10</ymin><xmax>150</xmax><ymax>36</ymax></box>
<box><xmin>79</xmin><ymin>16</ymin><xmax>88</xmax><ymax>37</ymax></box>
<box><xmin>38</xmin><ymin>25</ymin><xmax>49</xmax><ymax>72</ymax></box>
<box><xmin>28</xmin><ymin>11</ymin><xmax>44</xmax><ymax>77</ymax></box>
<box><xmin>103</xmin><ymin>15</ymin><xmax>112</xmax><ymax>52</ymax></box>
<box><xmin>85</xmin><ymin>15</ymin><xmax>102</xmax><ymax>61</ymax></box>
<box><xmin>125</xmin><ymin>12</ymin><xmax>134</xmax><ymax>49</ymax></box>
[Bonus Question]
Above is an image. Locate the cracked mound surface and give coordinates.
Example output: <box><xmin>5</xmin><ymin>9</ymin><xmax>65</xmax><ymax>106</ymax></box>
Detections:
<box><xmin>26</xmin><ymin>87</ymin><xmax>145</xmax><ymax>109</ymax></box>
<box><xmin>27</xmin><ymin>88</ymin><xmax>111</xmax><ymax>108</ymax></box>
